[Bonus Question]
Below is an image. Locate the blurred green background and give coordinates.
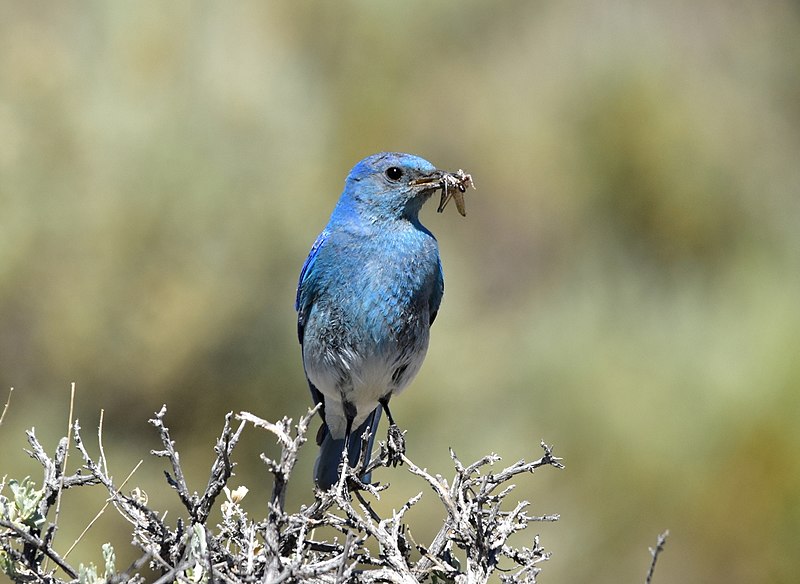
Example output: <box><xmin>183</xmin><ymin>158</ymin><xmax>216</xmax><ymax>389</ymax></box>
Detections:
<box><xmin>2</xmin><ymin>1</ymin><xmax>799</xmax><ymax>582</ymax></box>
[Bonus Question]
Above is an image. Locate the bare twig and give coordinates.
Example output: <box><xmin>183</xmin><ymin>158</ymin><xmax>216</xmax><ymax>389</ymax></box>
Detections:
<box><xmin>63</xmin><ymin>458</ymin><xmax>144</xmax><ymax>559</ymax></box>
<box><xmin>238</xmin><ymin>405</ymin><xmax>317</xmax><ymax>512</ymax></box>
<box><xmin>0</xmin><ymin>518</ymin><xmax>78</xmax><ymax>579</ymax></box>
<box><xmin>408</xmin><ymin>442</ymin><xmax>563</xmax><ymax>582</ymax></box>
<box><xmin>0</xmin><ymin>386</ymin><xmax>13</xmax><ymax>427</ymax></box>
<box><xmin>150</xmin><ymin>405</ymin><xmax>194</xmax><ymax>514</ymax></box>
<box><xmin>73</xmin><ymin>419</ymin><xmax>171</xmax><ymax>550</ymax></box>
<box><xmin>98</xmin><ymin>408</ymin><xmax>109</xmax><ymax>476</ymax></box>
<box><xmin>46</xmin><ymin>381</ymin><xmax>77</xmax><ymax>570</ymax></box>
<box><xmin>194</xmin><ymin>412</ymin><xmax>247</xmax><ymax>524</ymax></box>
<box><xmin>645</xmin><ymin>530</ymin><xmax>670</xmax><ymax>584</ymax></box>
<box><xmin>14</xmin><ymin>425</ymin><xmax>98</xmax><ymax>580</ymax></box>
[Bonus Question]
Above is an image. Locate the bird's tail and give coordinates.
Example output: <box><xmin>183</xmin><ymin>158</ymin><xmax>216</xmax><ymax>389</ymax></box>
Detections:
<box><xmin>314</xmin><ymin>407</ymin><xmax>382</xmax><ymax>490</ymax></box>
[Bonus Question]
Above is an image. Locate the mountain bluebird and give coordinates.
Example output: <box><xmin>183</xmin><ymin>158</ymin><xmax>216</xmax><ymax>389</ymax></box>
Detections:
<box><xmin>296</xmin><ymin>152</ymin><xmax>467</xmax><ymax>489</ymax></box>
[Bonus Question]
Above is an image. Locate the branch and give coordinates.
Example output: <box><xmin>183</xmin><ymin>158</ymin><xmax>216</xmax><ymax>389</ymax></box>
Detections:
<box><xmin>193</xmin><ymin>412</ymin><xmax>247</xmax><ymax>524</ymax></box>
<box><xmin>149</xmin><ymin>405</ymin><xmax>194</xmax><ymax>515</ymax></box>
<box><xmin>0</xmin><ymin>518</ymin><xmax>78</xmax><ymax>579</ymax></box>
<box><xmin>72</xmin><ymin>419</ymin><xmax>171</xmax><ymax>553</ymax></box>
<box><xmin>645</xmin><ymin>530</ymin><xmax>670</xmax><ymax>584</ymax></box>
<box><xmin>409</xmin><ymin>442</ymin><xmax>563</xmax><ymax>582</ymax></box>
<box><xmin>238</xmin><ymin>405</ymin><xmax>317</xmax><ymax>512</ymax></box>
<box><xmin>4</xmin><ymin>408</ymin><xmax>564</xmax><ymax>584</ymax></box>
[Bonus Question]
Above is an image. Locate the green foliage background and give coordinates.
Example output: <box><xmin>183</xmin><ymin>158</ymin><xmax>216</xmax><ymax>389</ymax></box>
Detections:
<box><xmin>2</xmin><ymin>2</ymin><xmax>799</xmax><ymax>582</ymax></box>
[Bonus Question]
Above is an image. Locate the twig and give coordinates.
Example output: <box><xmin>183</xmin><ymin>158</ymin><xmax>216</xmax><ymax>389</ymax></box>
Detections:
<box><xmin>63</xmin><ymin>459</ymin><xmax>144</xmax><ymax>559</ymax></box>
<box><xmin>16</xmin><ymin>424</ymin><xmax>98</xmax><ymax>579</ymax></box>
<box><xmin>194</xmin><ymin>412</ymin><xmax>247</xmax><ymax>524</ymax></box>
<box><xmin>45</xmin><ymin>381</ymin><xmax>77</xmax><ymax>572</ymax></box>
<box><xmin>150</xmin><ymin>405</ymin><xmax>194</xmax><ymax>514</ymax></box>
<box><xmin>239</xmin><ymin>405</ymin><xmax>317</xmax><ymax>512</ymax></box>
<box><xmin>409</xmin><ymin>441</ymin><xmax>563</xmax><ymax>582</ymax></box>
<box><xmin>107</xmin><ymin>551</ymin><xmax>154</xmax><ymax>584</ymax></box>
<box><xmin>73</xmin><ymin>420</ymin><xmax>169</xmax><ymax>543</ymax></box>
<box><xmin>0</xmin><ymin>518</ymin><xmax>78</xmax><ymax>579</ymax></box>
<box><xmin>98</xmin><ymin>408</ymin><xmax>108</xmax><ymax>476</ymax></box>
<box><xmin>0</xmin><ymin>386</ymin><xmax>13</xmax><ymax>427</ymax></box>
<box><xmin>645</xmin><ymin>530</ymin><xmax>669</xmax><ymax>584</ymax></box>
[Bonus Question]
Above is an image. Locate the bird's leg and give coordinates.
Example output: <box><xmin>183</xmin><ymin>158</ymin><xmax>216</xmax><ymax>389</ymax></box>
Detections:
<box><xmin>342</xmin><ymin>401</ymin><xmax>356</xmax><ymax>458</ymax></box>
<box><xmin>341</xmin><ymin>402</ymin><xmax>374</xmax><ymax>491</ymax></box>
<box><xmin>379</xmin><ymin>397</ymin><xmax>405</xmax><ymax>467</ymax></box>
<box><xmin>335</xmin><ymin>408</ymin><xmax>358</xmax><ymax>491</ymax></box>
<box><xmin>379</xmin><ymin>397</ymin><xmax>396</xmax><ymax>426</ymax></box>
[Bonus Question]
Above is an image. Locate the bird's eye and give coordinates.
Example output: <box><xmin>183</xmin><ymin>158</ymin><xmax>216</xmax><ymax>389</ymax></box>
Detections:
<box><xmin>385</xmin><ymin>166</ymin><xmax>403</xmax><ymax>181</ymax></box>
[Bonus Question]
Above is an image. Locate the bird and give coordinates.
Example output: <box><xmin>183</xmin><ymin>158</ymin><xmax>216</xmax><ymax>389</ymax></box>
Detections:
<box><xmin>296</xmin><ymin>152</ymin><xmax>448</xmax><ymax>490</ymax></box>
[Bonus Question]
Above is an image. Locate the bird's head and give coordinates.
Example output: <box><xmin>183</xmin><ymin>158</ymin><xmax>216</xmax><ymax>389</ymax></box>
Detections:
<box><xmin>339</xmin><ymin>152</ymin><xmax>448</xmax><ymax>223</ymax></box>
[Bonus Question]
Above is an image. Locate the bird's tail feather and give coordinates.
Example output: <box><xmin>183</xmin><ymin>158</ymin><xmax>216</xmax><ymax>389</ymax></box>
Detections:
<box><xmin>314</xmin><ymin>407</ymin><xmax>382</xmax><ymax>490</ymax></box>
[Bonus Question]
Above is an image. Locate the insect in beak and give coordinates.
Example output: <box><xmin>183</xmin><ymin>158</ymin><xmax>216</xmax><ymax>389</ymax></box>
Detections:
<box><xmin>435</xmin><ymin>169</ymin><xmax>474</xmax><ymax>217</ymax></box>
<box><xmin>410</xmin><ymin>169</ymin><xmax>474</xmax><ymax>217</ymax></box>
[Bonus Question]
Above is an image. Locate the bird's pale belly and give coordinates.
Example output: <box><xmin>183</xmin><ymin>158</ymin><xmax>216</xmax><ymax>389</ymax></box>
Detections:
<box><xmin>302</xmin><ymin>318</ymin><xmax>429</xmax><ymax>438</ymax></box>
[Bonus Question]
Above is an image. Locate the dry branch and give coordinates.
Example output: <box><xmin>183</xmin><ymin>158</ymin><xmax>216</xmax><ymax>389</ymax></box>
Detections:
<box><xmin>1</xmin><ymin>408</ymin><xmax>563</xmax><ymax>583</ymax></box>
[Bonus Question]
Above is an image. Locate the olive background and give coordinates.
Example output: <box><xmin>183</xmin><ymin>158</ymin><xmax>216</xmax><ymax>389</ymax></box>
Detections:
<box><xmin>1</xmin><ymin>2</ymin><xmax>799</xmax><ymax>582</ymax></box>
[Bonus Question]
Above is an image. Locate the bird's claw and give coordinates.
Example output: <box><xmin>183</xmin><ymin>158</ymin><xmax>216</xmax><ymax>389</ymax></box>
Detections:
<box><xmin>345</xmin><ymin>473</ymin><xmax>371</xmax><ymax>492</ymax></box>
<box><xmin>386</xmin><ymin>423</ymin><xmax>407</xmax><ymax>467</ymax></box>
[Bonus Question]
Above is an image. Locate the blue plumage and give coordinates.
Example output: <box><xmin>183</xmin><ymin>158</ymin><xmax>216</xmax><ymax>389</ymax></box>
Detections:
<box><xmin>296</xmin><ymin>152</ymin><xmax>446</xmax><ymax>489</ymax></box>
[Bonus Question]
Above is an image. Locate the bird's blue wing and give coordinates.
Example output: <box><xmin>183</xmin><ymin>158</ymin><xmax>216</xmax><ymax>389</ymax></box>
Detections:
<box><xmin>297</xmin><ymin>231</ymin><xmax>333</xmax><ymax>438</ymax></box>
<box><xmin>429</xmin><ymin>258</ymin><xmax>445</xmax><ymax>326</ymax></box>
<box><xmin>296</xmin><ymin>229</ymin><xmax>328</xmax><ymax>344</ymax></box>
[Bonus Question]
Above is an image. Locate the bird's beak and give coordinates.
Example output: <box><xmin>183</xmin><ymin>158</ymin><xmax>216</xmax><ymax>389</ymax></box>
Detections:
<box><xmin>408</xmin><ymin>172</ymin><xmax>446</xmax><ymax>190</ymax></box>
<box><xmin>409</xmin><ymin>169</ymin><xmax>474</xmax><ymax>217</ymax></box>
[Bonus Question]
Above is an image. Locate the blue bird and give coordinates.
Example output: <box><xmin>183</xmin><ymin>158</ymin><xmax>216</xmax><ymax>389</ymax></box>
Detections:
<box><xmin>296</xmin><ymin>152</ymin><xmax>451</xmax><ymax>490</ymax></box>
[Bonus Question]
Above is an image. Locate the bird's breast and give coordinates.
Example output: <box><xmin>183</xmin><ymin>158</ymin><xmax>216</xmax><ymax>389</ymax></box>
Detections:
<box><xmin>302</xmin><ymin>228</ymin><xmax>438</xmax><ymax>403</ymax></box>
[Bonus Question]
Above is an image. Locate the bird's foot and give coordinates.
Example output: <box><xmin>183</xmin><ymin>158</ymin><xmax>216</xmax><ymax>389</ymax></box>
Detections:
<box><xmin>345</xmin><ymin>473</ymin><xmax>370</xmax><ymax>492</ymax></box>
<box><xmin>386</xmin><ymin>423</ymin><xmax>406</xmax><ymax>467</ymax></box>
